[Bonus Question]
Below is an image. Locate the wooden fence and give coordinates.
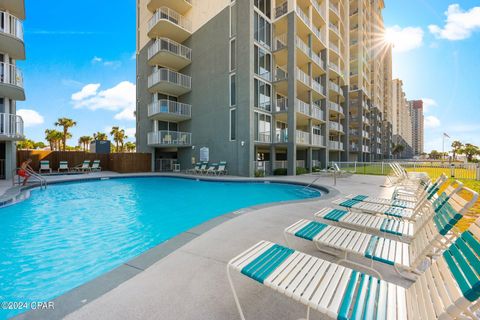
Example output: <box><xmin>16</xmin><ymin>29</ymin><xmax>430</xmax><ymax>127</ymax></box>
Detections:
<box><xmin>17</xmin><ymin>151</ymin><xmax>152</xmax><ymax>173</ymax></box>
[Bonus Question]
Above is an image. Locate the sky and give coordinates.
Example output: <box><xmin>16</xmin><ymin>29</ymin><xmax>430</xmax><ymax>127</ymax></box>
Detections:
<box><xmin>16</xmin><ymin>0</ymin><xmax>480</xmax><ymax>151</ymax></box>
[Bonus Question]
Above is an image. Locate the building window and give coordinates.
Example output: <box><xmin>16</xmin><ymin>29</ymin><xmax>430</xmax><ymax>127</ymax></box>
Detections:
<box><xmin>254</xmin><ymin>112</ymin><xmax>271</xmax><ymax>142</ymax></box>
<box><xmin>230</xmin><ymin>39</ymin><xmax>236</xmax><ymax>71</ymax></box>
<box><xmin>254</xmin><ymin>12</ymin><xmax>271</xmax><ymax>48</ymax></box>
<box><xmin>254</xmin><ymin>79</ymin><xmax>271</xmax><ymax>111</ymax></box>
<box><xmin>254</xmin><ymin>45</ymin><xmax>271</xmax><ymax>81</ymax></box>
<box><xmin>230</xmin><ymin>109</ymin><xmax>236</xmax><ymax>141</ymax></box>
<box><xmin>230</xmin><ymin>3</ymin><xmax>237</xmax><ymax>37</ymax></box>
<box><xmin>230</xmin><ymin>74</ymin><xmax>236</xmax><ymax>106</ymax></box>
<box><xmin>254</xmin><ymin>0</ymin><xmax>271</xmax><ymax>19</ymax></box>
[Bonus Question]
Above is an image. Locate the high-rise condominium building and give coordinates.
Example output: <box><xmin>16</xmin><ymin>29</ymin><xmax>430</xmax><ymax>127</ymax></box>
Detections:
<box><xmin>409</xmin><ymin>99</ymin><xmax>424</xmax><ymax>156</ymax></box>
<box><xmin>391</xmin><ymin>79</ymin><xmax>413</xmax><ymax>158</ymax></box>
<box><xmin>136</xmin><ymin>0</ymin><xmax>393</xmax><ymax>176</ymax></box>
<box><xmin>0</xmin><ymin>1</ymin><xmax>25</xmax><ymax>179</ymax></box>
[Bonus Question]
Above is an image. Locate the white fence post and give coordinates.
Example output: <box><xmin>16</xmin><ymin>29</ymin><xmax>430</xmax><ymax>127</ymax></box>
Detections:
<box><xmin>477</xmin><ymin>165</ymin><xmax>480</xmax><ymax>181</ymax></box>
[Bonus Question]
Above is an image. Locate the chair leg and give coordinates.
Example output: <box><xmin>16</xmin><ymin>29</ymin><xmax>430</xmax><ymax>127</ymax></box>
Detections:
<box><xmin>227</xmin><ymin>264</ymin><xmax>246</xmax><ymax>320</ymax></box>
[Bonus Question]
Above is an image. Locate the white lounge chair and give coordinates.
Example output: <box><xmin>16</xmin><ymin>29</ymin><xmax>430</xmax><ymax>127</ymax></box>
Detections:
<box><xmin>187</xmin><ymin>163</ymin><xmax>201</xmax><ymax>174</ymax></box>
<box><xmin>39</xmin><ymin>160</ymin><xmax>52</xmax><ymax>174</ymax></box>
<box><xmin>214</xmin><ymin>161</ymin><xmax>228</xmax><ymax>175</ymax></box>
<box><xmin>228</xmin><ymin>226</ymin><xmax>480</xmax><ymax>320</ymax></box>
<box><xmin>195</xmin><ymin>162</ymin><xmax>208</xmax><ymax>175</ymax></box>
<box><xmin>285</xmin><ymin>187</ymin><xmax>478</xmax><ymax>280</ymax></box>
<box><xmin>75</xmin><ymin>160</ymin><xmax>91</xmax><ymax>172</ymax></box>
<box><xmin>58</xmin><ymin>161</ymin><xmax>69</xmax><ymax>173</ymax></box>
<box><xmin>205</xmin><ymin>163</ymin><xmax>218</xmax><ymax>175</ymax></box>
<box><xmin>90</xmin><ymin>160</ymin><xmax>101</xmax><ymax>172</ymax></box>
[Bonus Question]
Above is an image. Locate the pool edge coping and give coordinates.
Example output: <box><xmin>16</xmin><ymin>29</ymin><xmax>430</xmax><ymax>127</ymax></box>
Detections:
<box><xmin>12</xmin><ymin>173</ymin><xmax>339</xmax><ymax>320</ymax></box>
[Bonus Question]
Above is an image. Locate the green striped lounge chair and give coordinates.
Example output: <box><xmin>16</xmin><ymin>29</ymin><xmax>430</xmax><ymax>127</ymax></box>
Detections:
<box><xmin>75</xmin><ymin>160</ymin><xmax>91</xmax><ymax>172</ymax></box>
<box><xmin>90</xmin><ymin>160</ymin><xmax>101</xmax><ymax>172</ymax></box>
<box><xmin>195</xmin><ymin>162</ymin><xmax>208</xmax><ymax>175</ymax></box>
<box><xmin>341</xmin><ymin>174</ymin><xmax>448</xmax><ymax>210</ymax></box>
<box><xmin>215</xmin><ymin>161</ymin><xmax>227</xmax><ymax>175</ymax></box>
<box><xmin>392</xmin><ymin>174</ymin><xmax>445</xmax><ymax>203</ymax></box>
<box><xmin>331</xmin><ymin>180</ymin><xmax>463</xmax><ymax>221</ymax></box>
<box><xmin>228</xmin><ymin>221</ymin><xmax>480</xmax><ymax>320</ymax></box>
<box><xmin>39</xmin><ymin>160</ymin><xmax>52</xmax><ymax>174</ymax></box>
<box><xmin>285</xmin><ymin>187</ymin><xmax>478</xmax><ymax>280</ymax></box>
<box><xmin>205</xmin><ymin>163</ymin><xmax>218</xmax><ymax>175</ymax></box>
<box><xmin>187</xmin><ymin>163</ymin><xmax>201</xmax><ymax>174</ymax></box>
<box><xmin>315</xmin><ymin>184</ymin><xmax>474</xmax><ymax>244</ymax></box>
<box><xmin>58</xmin><ymin>161</ymin><xmax>69</xmax><ymax>173</ymax></box>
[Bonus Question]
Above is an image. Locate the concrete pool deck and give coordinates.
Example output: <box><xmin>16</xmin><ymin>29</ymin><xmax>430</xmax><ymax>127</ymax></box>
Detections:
<box><xmin>9</xmin><ymin>172</ymin><xmax>399</xmax><ymax>320</ymax></box>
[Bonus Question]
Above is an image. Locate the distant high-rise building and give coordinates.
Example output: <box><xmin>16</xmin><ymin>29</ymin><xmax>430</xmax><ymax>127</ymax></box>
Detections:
<box><xmin>409</xmin><ymin>100</ymin><xmax>424</xmax><ymax>156</ymax></box>
<box><xmin>391</xmin><ymin>79</ymin><xmax>413</xmax><ymax>158</ymax></box>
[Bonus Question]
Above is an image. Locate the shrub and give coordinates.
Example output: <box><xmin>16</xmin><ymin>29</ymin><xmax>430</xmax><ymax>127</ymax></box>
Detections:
<box><xmin>273</xmin><ymin>168</ymin><xmax>288</xmax><ymax>176</ymax></box>
<box><xmin>254</xmin><ymin>170</ymin><xmax>265</xmax><ymax>177</ymax></box>
<box><xmin>296</xmin><ymin>167</ymin><xmax>308</xmax><ymax>175</ymax></box>
<box><xmin>312</xmin><ymin>166</ymin><xmax>321</xmax><ymax>172</ymax></box>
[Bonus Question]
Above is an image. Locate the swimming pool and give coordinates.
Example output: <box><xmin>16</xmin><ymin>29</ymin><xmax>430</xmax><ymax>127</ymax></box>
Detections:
<box><xmin>0</xmin><ymin>177</ymin><xmax>320</xmax><ymax>318</ymax></box>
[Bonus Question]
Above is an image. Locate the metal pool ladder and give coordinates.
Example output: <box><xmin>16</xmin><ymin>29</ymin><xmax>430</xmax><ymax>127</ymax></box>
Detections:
<box><xmin>12</xmin><ymin>169</ymin><xmax>47</xmax><ymax>190</ymax></box>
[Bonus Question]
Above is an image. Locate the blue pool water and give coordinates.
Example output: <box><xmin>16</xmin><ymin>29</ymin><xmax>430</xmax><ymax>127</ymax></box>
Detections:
<box><xmin>0</xmin><ymin>177</ymin><xmax>320</xmax><ymax>318</ymax></box>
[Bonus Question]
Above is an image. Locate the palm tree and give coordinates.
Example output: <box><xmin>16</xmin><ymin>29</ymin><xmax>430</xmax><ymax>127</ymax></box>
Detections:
<box><xmin>45</xmin><ymin>129</ymin><xmax>64</xmax><ymax>151</ymax></box>
<box><xmin>451</xmin><ymin>140</ymin><xmax>463</xmax><ymax>161</ymax></box>
<box><xmin>391</xmin><ymin>144</ymin><xmax>404</xmax><ymax>159</ymax></box>
<box><xmin>78</xmin><ymin>136</ymin><xmax>93</xmax><ymax>151</ymax></box>
<box><xmin>109</xmin><ymin>126</ymin><xmax>127</xmax><ymax>152</ymax></box>
<box><xmin>125</xmin><ymin>142</ymin><xmax>136</xmax><ymax>152</ymax></box>
<box><xmin>93</xmin><ymin>132</ymin><xmax>108</xmax><ymax>141</ymax></box>
<box><xmin>459</xmin><ymin>143</ymin><xmax>480</xmax><ymax>162</ymax></box>
<box><xmin>55</xmin><ymin>118</ymin><xmax>77</xmax><ymax>151</ymax></box>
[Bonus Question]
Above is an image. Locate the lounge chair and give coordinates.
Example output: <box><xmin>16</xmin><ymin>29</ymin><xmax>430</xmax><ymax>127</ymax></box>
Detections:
<box><xmin>195</xmin><ymin>162</ymin><xmax>208</xmax><ymax>175</ymax></box>
<box><xmin>331</xmin><ymin>179</ymin><xmax>463</xmax><ymax>221</ymax></box>
<box><xmin>58</xmin><ymin>161</ymin><xmax>69</xmax><ymax>173</ymax></box>
<box><xmin>214</xmin><ymin>161</ymin><xmax>228</xmax><ymax>175</ymax></box>
<box><xmin>315</xmin><ymin>181</ymin><xmax>469</xmax><ymax>243</ymax></box>
<box><xmin>285</xmin><ymin>187</ymin><xmax>478</xmax><ymax>280</ymax></box>
<box><xmin>90</xmin><ymin>160</ymin><xmax>101</xmax><ymax>172</ymax></box>
<box><xmin>74</xmin><ymin>160</ymin><xmax>91</xmax><ymax>172</ymax></box>
<box><xmin>39</xmin><ymin>160</ymin><xmax>52</xmax><ymax>174</ymax></box>
<box><xmin>340</xmin><ymin>174</ymin><xmax>448</xmax><ymax>209</ymax></box>
<box><xmin>187</xmin><ymin>163</ymin><xmax>201</xmax><ymax>174</ymax></box>
<box><xmin>205</xmin><ymin>163</ymin><xmax>218</xmax><ymax>175</ymax></box>
<box><xmin>228</xmin><ymin>225</ymin><xmax>480</xmax><ymax>320</ymax></box>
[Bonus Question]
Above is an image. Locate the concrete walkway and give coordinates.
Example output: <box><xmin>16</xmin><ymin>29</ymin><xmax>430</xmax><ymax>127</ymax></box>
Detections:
<box><xmin>35</xmin><ymin>173</ymin><xmax>395</xmax><ymax>320</ymax></box>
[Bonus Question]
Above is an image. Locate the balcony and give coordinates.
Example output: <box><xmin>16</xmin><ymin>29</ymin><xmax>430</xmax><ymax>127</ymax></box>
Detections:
<box><xmin>350</xmin><ymin>144</ymin><xmax>360</xmax><ymax>152</ymax></box>
<box><xmin>148</xmin><ymin>7</ymin><xmax>192</xmax><ymax>42</ymax></box>
<box><xmin>362</xmin><ymin>115</ymin><xmax>370</xmax><ymax>125</ymax></box>
<box><xmin>312</xmin><ymin>134</ymin><xmax>324</xmax><ymax>147</ymax></box>
<box><xmin>147</xmin><ymin>0</ymin><xmax>192</xmax><ymax>14</ymax></box>
<box><xmin>329</xmin><ymin>122</ymin><xmax>344</xmax><ymax>133</ymax></box>
<box><xmin>329</xmin><ymin>2</ymin><xmax>340</xmax><ymax>17</ymax></box>
<box><xmin>275</xmin><ymin>130</ymin><xmax>288</xmax><ymax>143</ymax></box>
<box><xmin>329</xmin><ymin>22</ymin><xmax>340</xmax><ymax>38</ymax></box>
<box><xmin>0</xmin><ymin>113</ymin><xmax>24</xmax><ymax>140</ymax></box>
<box><xmin>295</xmin><ymin>99</ymin><xmax>310</xmax><ymax>115</ymax></box>
<box><xmin>296</xmin><ymin>67</ymin><xmax>310</xmax><ymax>86</ymax></box>
<box><xmin>295</xmin><ymin>5</ymin><xmax>311</xmax><ymax>28</ymax></box>
<box><xmin>296</xmin><ymin>130</ymin><xmax>310</xmax><ymax>145</ymax></box>
<box><xmin>329</xmin><ymin>62</ymin><xmax>341</xmax><ymax>76</ymax></box>
<box><xmin>275</xmin><ymin>97</ymin><xmax>288</xmax><ymax>112</ymax></box>
<box><xmin>147</xmin><ymin>130</ymin><xmax>192</xmax><ymax>147</ymax></box>
<box><xmin>148</xmin><ymin>68</ymin><xmax>191</xmax><ymax>95</ymax></box>
<box><xmin>148</xmin><ymin>100</ymin><xmax>191</xmax><ymax>121</ymax></box>
<box><xmin>363</xmin><ymin>145</ymin><xmax>370</xmax><ymax>153</ymax></box>
<box><xmin>311</xmin><ymin>105</ymin><xmax>324</xmax><ymax>121</ymax></box>
<box><xmin>275</xmin><ymin>2</ymin><xmax>288</xmax><ymax>19</ymax></box>
<box><xmin>328</xmin><ymin>101</ymin><xmax>344</xmax><ymax>115</ymax></box>
<box><xmin>362</xmin><ymin>130</ymin><xmax>370</xmax><ymax>139</ymax></box>
<box><xmin>329</xmin><ymin>141</ymin><xmax>343</xmax><ymax>151</ymax></box>
<box><xmin>329</xmin><ymin>81</ymin><xmax>343</xmax><ymax>95</ymax></box>
<box><xmin>0</xmin><ymin>62</ymin><xmax>25</xmax><ymax>100</ymax></box>
<box><xmin>329</xmin><ymin>42</ymin><xmax>340</xmax><ymax>56</ymax></box>
<box><xmin>256</xmin><ymin>132</ymin><xmax>272</xmax><ymax>143</ymax></box>
<box><xmin>148</xmin><ymin>38</ymin><xmax>192</xmax><ymax>69</ymax></box>
<box><xmin>311</xmin><ymin>80</ymin><xmax>324</xmax><ymax>95</ymax></box>
<box><xmin>0</xmin><ymin>11</ymin><xmax>24</xmax><ymax>59</ymax></box>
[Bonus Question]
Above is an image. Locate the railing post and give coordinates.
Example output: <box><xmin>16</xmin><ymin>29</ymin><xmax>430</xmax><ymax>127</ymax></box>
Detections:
<box><xmin>477</xmin><ymin>165</ymin><xmax>480</xmax><ymax>181</ymax></box>
<box><xmin>381</xmin><ymin>162</ymin><xmax>384</xmax><ymax>175</ymax></box>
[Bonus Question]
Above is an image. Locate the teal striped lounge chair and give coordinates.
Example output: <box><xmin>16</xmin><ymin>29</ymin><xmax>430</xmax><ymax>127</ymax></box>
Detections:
<box><xmin>285</xmin><ymin>187</ymin><xmax>478</xmax><ymax>280</ymax></box>
<box><xmin>58</xmin><ymin>161</ymin><xmax>69</xmax><ymax>173</ymax></box>
<box><xmin>187</xmin><ymin>163</ymin><xmax>201</xmax><ymax>174</ymax></box>
<box><xmin>341</xmin><ymin>174</ymin><xmax>448</xmax><ymax>210</ymax></box>
<box><xmin>214</xmin><ymin>161</ymin><xmax>228</xmax><ymax>175</ymax></box>
<box><xmin>195</xmin><ymin>162</ymin><xmax>208</xmax><ymax>175</ymax></box>
<box><xmin>205</xmin><ymin>163</ymin><xmax>218</xmax><ymax>175</ymax></box>
<box><xmin>39</xmin><ymin>160</ymin><xmax>52</xmax><ymax>174</ymax></box>
<box><xmin>75</xmin><ymin>160</ymin><xmax>91</xmax><ymax>172</ymax></box>
<box><xmin>90</xmin><ymin>160</ymin><xmax>101</xmax><ymax>172</ymax></box>
<box><xmin>228</xmin><ymin>222</ymin><xmax>480</xmax><ymax>320</ymax></box>
<box><xmin>331</xmin><ymin>180</ymin><xmax>463</xmax><ymax>221</ymax></box>
<box><xmin>392</xmin><ymin>174</ymin><xmax>447</xmax><ymax>203</ymax></box>
<box><xmin>315</xmin><ymin>183</ymin><xmax>473</xmax><ymax>243</ymax></box>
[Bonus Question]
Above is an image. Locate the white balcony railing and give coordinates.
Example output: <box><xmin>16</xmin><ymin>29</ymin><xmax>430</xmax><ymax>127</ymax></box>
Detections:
<box><xmin>329</xmin><ymin>122</ymin><xmax>343</xmax><ymax>132</ymax></box>
<box><xmin>312</xmin><ymin>134</ymin><xmax>324</xmax><ymax>146</ymax></box>
<box><xmin>362</xmin><ymin>130</ymin><xmax>370</xmax><ymax>139</ymax></box>
<box><xmin>329</xmin><ymin>62</ymin><xmax>340</xmax><ymax>75</ymax></box>
<box><xmin>329</xmin><ymin>22</ymin><xmax>340</xmax><ymax>35</ymax></box>
<box><xmin>295</xmin><ymin>36</ymin><xmax>310</xmax><ymax>56</ymax></box>
<box><xmin>257</xmin><ymin>132</ymin><xmax>272</xmax><ymax>143</ymax></box>
<box><xmin>0</xmin><ymin>62</ymin><xmax>23</xmax><ymax>88</ymax></box>
<box><xmin>275</xmin><ymin>130</ymin><xmax>288</xmax><ymax>143</ymax></box>
<box><xmin>148</xmin><ymin>68</ymin><xmax>191</xmax><ymax>90</ymax></box>
<box><xmin>312</xmin><ymin>80</ymin><xmax>324</xmax><ymax>95</ymax></box>
<box><xmin>362</xmin><ymin>115</ymin><xmax>370</xmax><ymax>125</ymax></box>
<box><xmin>148</xmin><ymin>100</ymin><xmax>191</xmax><ymax>118</ymax></box>
<box><xmin>295</xmin><ymin>5</ymin><xmax>310</xmax><ymax>27</ymax></box>
<box><xmin>311</xmin><ymin>105</ymin><xmax>324</xmax><ymax>120</ymax></box>
<box><xmin>148</xmin><ymin>7</ymin><xmax>192</xmax><ymax>33</ymax></box>
<box><xmin>0</xmin><ymin>11</ymin><xmax>23</xmax><ymax>41</ymax></box>
<box><xmin>276</xmin><ymin>97</ymin><xmax>288</xmax><ymax>112</ymax></box>
<box><xmin>363</xmin><ymin>145</ymin><xmax>370</xmax><ymax>153</ymax></box>
<box><xmin>329</xmin><ymin>3</ymin><xmax>340</xmax><ymax>16</ymax></box>
<box><xmin>329</xmin><ymin>42</ymin><xmax>340</xmax><ymax>55</ymax></box>
<box><xmin>329</xmin><ymin>141</ymin><xmax>343</xmax><ymax>150</ymax></box>
<box><xmin>147</xmin><ymin>131</ymin><xmax>192</xmax><ymax>146</ymax></box>
<box><xmin>275</xmin><ymin>2</ymin><xmax>288</xmax><ymax>19</ymax></box>
<box><xmin>274</xmin><ymin>33</ymin><xmax>287</xmax><ymax>51</ymax></box>
<box><xmin>296</xmin><ymin>130</ymin><xmax>310</xmax><ymax>144</ymax></box>
<box><xmin>328</xmin><ymin>101</ymin><xmax>344</xmax><ymax>114</ymax></box>
<box><xmin>329</xmin><ymin>81</ymin><xmax>342</xmax><ymax>95</ymax></box>
<box><xmin>148</xmin><ymin>37</ymin><xmax>192</xmax><ymax>61</ymax></box>
<box><xmin>296</xmin><ymin>67</ymin><xmax>310</xmax><ymax>86</ymax></box>
<box><xmin>295</xmin><ymin>99</ymin><xmax>309</xmax><ymax>115</ymax></box>
<box><xmin>0</xmin><ymin>113</ymin><xmax>24</xmax><ymax>138</ymax></box>
<box><xmin>275</xmin><ymin>67</ymin><xmax>288</xmax><ymax>81</ymax></box>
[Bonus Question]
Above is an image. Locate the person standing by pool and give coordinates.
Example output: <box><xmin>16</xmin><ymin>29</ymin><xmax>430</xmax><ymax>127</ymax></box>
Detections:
<box><xmin>18</xmin><ymin>159</ymin><xmax>33</xmax><ymax>186</ymax></box>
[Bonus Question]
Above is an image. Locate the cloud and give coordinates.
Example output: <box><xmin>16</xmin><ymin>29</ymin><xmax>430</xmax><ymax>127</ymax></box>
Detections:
<box><xmin>429</xmin><ymin>4</ymin><xmax>480</xmax><ymax>40</ymax></box>
<box><xmin>17</xmin><ymin>109</ymin><xmax>44</xmax><ymax>128</ymax></box>
<box><xmin>91</xmin><ymin>56</ymin><xmax>122</xmax><ymax>69</ymax></box>
<box><xmin>424</xmin><ymin>115</ymin><xmax>441</xmax><ymax>128</ymax></box>
<box><xmin>421</xmin><ymin>98</ymin><xmax>437</xmax><ymax>113</ymax></box>
<box><xmin>72</xmin><ymin>83</ymin><xmax>101</xmax><ymax>101</ymax></box>
<box><xmin>72</xmin><ymin>81</ymin><xmax>136</xmax><ymax>121</ymax></box>
<box><xmin>385</xmin><ymin>25</ymin><xmax>424</xmax><ymax>52</ymax></box>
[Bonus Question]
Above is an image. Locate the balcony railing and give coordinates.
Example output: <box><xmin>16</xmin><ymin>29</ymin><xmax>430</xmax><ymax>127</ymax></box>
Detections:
<box><xmin>312</xmin><ymin>134</ymin><xmax>324</xmax><ymax>146</ymax></box>
<box><xmin>362</xmin><ymin>130</ymin><xmax>370</xmax><ymax>139</ymax></box>
<box><xmin>148</xmin><ymin>7</ymin><xmax>192</xmax><ymax>34</ymax></box>
<box><xmin>362</xmin><ymin>115</ymin><xmax>370</xmax><ymax>125</ymax></box>
<box><xmin>0</xmin><ymin>62</ymin><xmax>23</xmax><ymax>88</ymax></box>
<box><xmin>275</xmin><ymin>130</ymin><xmax>288</xmax><ymax>143</ymax></box>
<box><xmin>148</xmin><ymin>37</ymin><xmax>192</xmax><ymax>61</ymax></box>
<box><xmin>0</xmin><ymin>113</ymin><xmax>23</xmax><ymax>138</ymax></box>
<box><xmin>275</xmin><ymin>2</ymin><xmax>288</xmax><ymax>19</ymax></box>
<box><xmin>311</xmin><ymin>52</ymin><xmax>325</xmax><ymax>69</ymax></box>
<box><xmin>148</xmin><ymin>131</ymin><xmax>191</xmax><ymax>146</ymax></box>
<box><xmin>329</xmin><ymin>22</ymin><xmax>340</xmax><ymax>35</ymax></box>
<box><xmin>148</xmin><ymin>68</ymin><xmax>191</xmax><ymax>90</ymax></box>
<box><xmin>311</xmin><ymin>105</ymin><xmax>324</xmax><ymax>120</ymax></box>
<box><xmin>329</xmin><ymin>141</ymin><xmax>343</xmax><ymax>150</ymax></box>
<box><xmin>296</xmin><ymin>130</ymin><xmax>310</xmax><ymax>144</ymax></box>
<box><xmin>329</xmin><ymin>81</ymin><xmax>342</xmax><ymax>95</ymax></box>
<box><xmin>0</xmin><ymin>11</ymin><xmax>23</xmax><ymax>41</ymax></box>
<box><xmin>295</xmin><ymin>36</ymin><xmax>310</xmax><ymax>56</ymax></box>
<box><xmin>328</xmin><ymin>101</ymin><xmax>344</xmax><ymax>115</ymax></box>
<box><xmin>148</xmin><ymin>100</ymin><xmax>191</xmax><ymax>118</ymax></box>
<box><xmin>295</xmin><ymin>99</ymin><xmax>309</xmax><ymax>115</ymax></box>
<box><xmin>363</xmin><ymin>145</ymin><xmax>370</xmax><ymax>153</ymax></box>
<box><xmin>312</xmin><ymin>80</ymin><xmax>324</xmax><ymax>95</ymax></box>
<box><xmin>329</xmin><ymin>3</ymin><xmax>340</xmax><ymax>16</ymax></box>
<box><xmin>296</xmin><ymin>67</ymin><xmax>310</xmax><ymax>86</ymax></box>
<box><xmin>256</xmin><ymin>132</ymin><xmax>272</xmax><ymax>143</ymax></box>
<box><xmin>274</xmin><ymin>34</ymin><xmax>287</xmax><ymax>51</ymax></box>
<box><xmin>275</xmin><ymin>67</ymin><xmax>288</xmax><ymax>81</ymax></box>
<box><xmin>311</xmin><ymin>0</ymin><xmax>324</xmax><ymax>21</ymax></box>
<box><xmin>295</xmin><ymin>5</ymin><xmax>310</xmax><ymax>27</ymax></box>
<box><xmin>329</xmin><ymin>122</ymin><xmax>343</xmax><ymax>132</ymax></box>
<box><xmin>329</xmin><ymin>41</ymin><xmax>340</xmax><ymax>55</ymax></box>
<box><xmin>276</xmin><ymin>97</ymin><xmax>288</xmax><ymax>112</ymax></box>
<box><xmin>329</xmin><ymin>62</ymin><xmax>340</xmax><ymax>75</ymax></box>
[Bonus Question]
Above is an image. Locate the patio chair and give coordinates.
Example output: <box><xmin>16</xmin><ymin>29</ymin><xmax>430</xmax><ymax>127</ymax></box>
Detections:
<box><xmin>163</xmin><ymin>134</ymin><xmax>172</xmax><ymax>145</ymax></box>
<box><xmin>58</xmin><ymin>161</ymin><xmax>70</xmax><ymax>173</ymax></box>
<box><xmin>187</xmin><ymin>163</ymin><xmax>201</xmax><ymax>174</ymax></box>
<box><xmin>340</xmin><ymin>174</ymin><xmax>448</xmax><ymax>209</ymax></box>
<box><xmin>90</xmin><ymin>160</ymin><xmax>101</xmax><ymax>172</ymax></box>
<box><xmin>228</xmin><ymin>228</ymin><xmax>480</xmax><ymax>320</ymax></box>
<box><xmin>205</xmin><ymin>163</ymin><xmax>218</xmax><ymax>175</ymax></box>
<box><xmin>39</xmin><ymin>160</ymin><xmax>52</xmax><ymax>174</ymax></box>
<box><xmin>214</xmin><ymin>161</ymin><xmax>228</xmax><ymax>175</ymax></box>
<box><xmin>195</xmin><ymin>162</ymin><xmax>208</xmax><ymax>175</ymax></box>
<box><xmin>315</xmin><ymin>181</ymin><xmax>469</xmax><ymax>243</ymax></box>
<box><xmin>74</xmin><ymin>160</ymin><xmax>91</xmax><ymax>172</ymax></box>
<box><xmin>285</xmin><ymin>187</ymin><xmax>478</xmax><ymax>280</ymax></box>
